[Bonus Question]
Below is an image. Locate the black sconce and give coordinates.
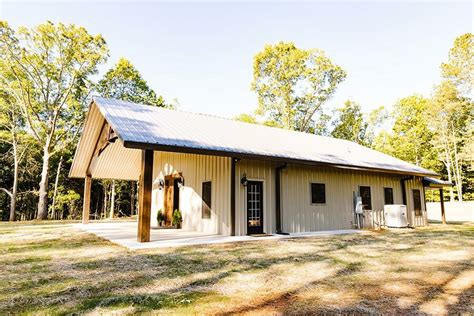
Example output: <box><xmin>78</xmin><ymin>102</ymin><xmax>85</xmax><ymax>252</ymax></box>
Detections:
<box><xmin>241</xmin><ymin>173</ymin><xmax>248</xmax><ymax>186</ymax></box>
<box><xmin>177</xmin><ymin>176</ymin><xmax>185</xmax><ymax>188</ymax></box>
<box><xmin>158</xmin><ymin>178</ymin><xmax>165</xmax><ymax>190</ymax></box>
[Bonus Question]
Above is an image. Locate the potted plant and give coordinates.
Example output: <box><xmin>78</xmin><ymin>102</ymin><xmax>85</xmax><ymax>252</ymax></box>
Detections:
<box><xmin>157</xmin><ymin>209</ymin><xmax>165</xmax><ymax>227</ymax></box>
<box><xmin>172</xmin><ymin>209</ymin><xmax>183</xmax><ymax>229</ymax></box>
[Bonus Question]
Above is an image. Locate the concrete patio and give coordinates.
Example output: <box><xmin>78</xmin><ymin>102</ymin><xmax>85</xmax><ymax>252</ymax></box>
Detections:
<box><xmin>74</xmin><ymin>221</ymin><xmax>366</xmax><ymax>250</ymax></box>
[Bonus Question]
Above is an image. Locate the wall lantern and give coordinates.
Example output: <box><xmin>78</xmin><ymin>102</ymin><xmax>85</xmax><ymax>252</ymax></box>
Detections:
<box><xmin>241</xmin><ymin>173</ymin><xmax>248</xmax><ymax>186</ymax></box>
<box><xmin>177</xmin><ymin>176</ymin><xmax>185</xmax><ymax>188</ymax></box>
<box><xmin>158</xmin><ymin>179</ymin><xmax>165</xmax><ymax>190</ymax></box>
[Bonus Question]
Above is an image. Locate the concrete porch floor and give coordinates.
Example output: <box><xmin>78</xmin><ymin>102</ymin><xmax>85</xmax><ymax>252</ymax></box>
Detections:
<box><xmin>74</xmin><ymin>221</ymin><xmax>366</xmax><ymax>250</ymax></box>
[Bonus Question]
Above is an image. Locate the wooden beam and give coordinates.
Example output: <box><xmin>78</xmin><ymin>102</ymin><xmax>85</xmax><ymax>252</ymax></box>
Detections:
<box><xmin>137</xmin><ymin>149</ymin><xmax>153</xmax><ymax>242</ymax></box>
<box><xmin>440</xmin><ymin>188</ymin><xmax>446</xmax><ymax>224</ymax></box>
<box><xmin>82</xmin><ymin>175</ymin><xmax>91</xmax><ymax>224</ymax></box>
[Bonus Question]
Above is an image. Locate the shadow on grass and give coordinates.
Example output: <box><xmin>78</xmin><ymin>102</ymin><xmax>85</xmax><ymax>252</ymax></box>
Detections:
<box><xmin>0</xmin><ymin>223</ymin><xmax>473</xmax><ymax>314</ymax></box>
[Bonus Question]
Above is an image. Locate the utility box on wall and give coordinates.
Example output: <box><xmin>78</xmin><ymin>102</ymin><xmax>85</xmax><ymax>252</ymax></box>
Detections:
<box><xmin>384</xmin><ymin>205</ymin><xmax>408</xmax><ymax>228</ymax></box>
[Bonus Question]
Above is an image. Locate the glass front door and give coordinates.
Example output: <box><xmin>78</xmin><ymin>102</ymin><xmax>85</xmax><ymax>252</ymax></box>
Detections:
<box><xmin>247</xmin><ymin>181</ymin><xmax>264</xmax><ymax>234</ymax></box>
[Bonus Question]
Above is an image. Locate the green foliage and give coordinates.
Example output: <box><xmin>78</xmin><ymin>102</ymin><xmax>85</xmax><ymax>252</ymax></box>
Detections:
<box><xmin>251</xmin><ymin>41</ymin><xmax>346</xmax><ymax>131</ymax></box>
<box><xmin>386</xmin><ymin>96</ymin><xmax>438</xmax><ymax>169</ymax></box>
<box><xmin>98</xmin><ymin>58</ymin><xmax>166</xmax><ymax>107</ymax></box>
<box><xmin>234</xmin><ymin>113</ymin><xmax>258</xmax><ymax>124</ymax></box>
<box><xmin>157</xmin><ymin>209</ymin><xmax>165</xmax><ymax>224</ymax></box>
<box><xmin>441</xmin><ymin>33</ymin><xmax>473</xmax><ymax>96</ymax></box>
<box><xmin>0</xmin><ymin>21</ymin><xmax>109</xmax><ymax>219</ymax></box>
<box><xmin>331</xmin><ymin>100</ymin><xmax>368</xmax><ymax>145</ymax></box>
<box><xmin>54</xmin><ymin>188</ymin><xmax>81</xmax><ymax>219</ymax></box>
<box><xmin>172</xmin><ymin>209</ymin><xmax>182</xmax><ymax>226</ymax></box>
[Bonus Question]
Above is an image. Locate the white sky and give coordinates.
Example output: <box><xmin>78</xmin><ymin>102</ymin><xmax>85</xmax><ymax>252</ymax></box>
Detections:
<box><xmin>1</xmin><ymin>1</ymin><xmax>472</xmax><ymax>118</ymax></box>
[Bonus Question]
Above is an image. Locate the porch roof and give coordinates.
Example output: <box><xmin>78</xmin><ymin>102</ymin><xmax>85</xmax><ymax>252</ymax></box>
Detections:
<box><xmin>69</xmin><ymin>97</ymin><xmax>438</xmax><ymax>179</ymax></box>
<box><xmin>423</xmin><ymin>177</ymin><xmax>453</xmax><ymax>189</ymax></box>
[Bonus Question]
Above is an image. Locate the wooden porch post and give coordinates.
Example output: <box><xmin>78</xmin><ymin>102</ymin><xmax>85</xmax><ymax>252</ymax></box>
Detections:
<box><xmin>82</xmin><ymin>175</ymin><xmax>91</xmax><ymax>224</ymax></box>
<box><xmin>138</xmin><ymin>150</ymin><xmax>153</xmax><ymax>242</ymax></box>
<box><xmin>439</xmin><ymin>188</ymin><xmax>446</xmax><ymax>224</ymax></box>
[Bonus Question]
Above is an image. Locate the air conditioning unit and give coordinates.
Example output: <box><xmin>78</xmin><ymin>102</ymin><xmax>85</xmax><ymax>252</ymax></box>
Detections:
<box><xmin>384</xmin><ymin>205</ymin><xmax>408</xmax><ymax>228</ymax></box>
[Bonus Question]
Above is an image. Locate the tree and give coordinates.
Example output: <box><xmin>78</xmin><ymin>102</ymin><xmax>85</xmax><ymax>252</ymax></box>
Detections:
<box><xmin>234</xmin><ymin>113</ymin><xmax>258</xmax><ymax>124</ymax></box>
<box><xmin>0</xmin><ymin>21</ymin><xmax>109</xmax><ymax>219</ymax></box>
<box><xmin>97</xmin><ymin>58</ymin><xmax>167</xmax><ymax>219</ymax></box>
<box><xmin>441</xmin><ymin>33</ymin><xmax>473</xmax><ymax>96</ymax></box>
<box><xmin>251</xmin><ymin>42</ymin><xmax>346</xmax><ymax>131</ymax></box>
<box><xmin>0</xmin><ymin>90</ymin><xmax>30</xmax><ymax>221</ymax></box>
<box><xmin>97</xmin><ymin>58</ymin><xmax>166</xmax><ymax>106</ymax></box>
<box><xmin>386</xmin><ymin>95</ymin><xmax>438</xmax><ymax>170</ymax></box>
<box><xmin>429</xmin><ymin>81</ymin><xmax>472</xmax><ymax>201</ymax></box>
<box><xmin>331</xmin><ymin>100</ymin><xmax>368</xmax><ymax>144</ymax></box>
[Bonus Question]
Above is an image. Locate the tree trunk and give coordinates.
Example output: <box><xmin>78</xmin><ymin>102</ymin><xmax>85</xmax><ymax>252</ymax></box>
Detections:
<box><xmin>102</xmin><ymin>182</ymin><xmax>108</xmax><ymax>219</ymax></box>
<box><xmin>451</xmin><ymin>127</ymin><xmax>463</xmax><ymax>201</ymax></box>
<box><xmin>10</xmin><ymin>142</ymin><xmax>19</xmax><ymax>221</ymax></box>
<box><xmin>109</xmin><ymin>180</ymin><xmax>115</xmax><ymax>219</ymax></box>
<box><xmin>51</xmin><ymin>155</ymin><xmax>63</xmax><ymax>220</ymax></box>
<box><xmin>37</xmin><ymin>142</ymin><xmax>51</xmax><ymax>220</ymax></box>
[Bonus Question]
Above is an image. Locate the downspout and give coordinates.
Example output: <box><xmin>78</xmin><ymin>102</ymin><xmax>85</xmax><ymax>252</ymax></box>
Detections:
<box><xmin>230</xmin><ymin>158</ymin><xmax>237</xmax><ymax>236</ymax></box>
<box><xmin>276</xmin><ymin>163</ymin><xmax>288</xmax><ymax>235</ymax></box>
<box><xmin>400</xmin><ymin>176</ymin><xmax>413</xmax><ymax>205</ymax></box>
<box><xmin>401</xmin><ymin>175</ymin><xmax>414</xmax><ymax>228</ymax></box>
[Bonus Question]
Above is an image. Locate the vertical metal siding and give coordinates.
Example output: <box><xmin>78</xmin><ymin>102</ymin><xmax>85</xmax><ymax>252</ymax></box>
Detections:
<box><xmin>405</xmin><ymin>176</ymin><xmax>428</xmax><ymax>226</ymax></box>
<box><xmin>152</xmin><ymin>152</ymin><xmax>232</xmax><ymax>235</ymax></box>
<box><xmin>280</xmin><ymin>165</ymin><xmax>410</xmax><ymax>233</ymax></box>
<box><xmin>235</xmin><ymin>160</ymin><xmax>276</xmax><ymax>236</ymax></box>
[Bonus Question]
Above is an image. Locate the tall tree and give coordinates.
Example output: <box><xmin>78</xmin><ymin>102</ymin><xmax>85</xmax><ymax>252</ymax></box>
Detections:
<box><xmin>97</xmin><ymin>58</ymin><xmax>166</xmax><ymax>106</ymax></box>
<box><xmin>0</xmin><ymin>89</ymin><xmax>30</xmax><ymax>221</ymax></box>
<box><xmin>429</xmin><ymin>81</ymin><xmax>472</xmax><ymax>201</ymax></box>
<box><xmin>0</xmin><ymin>21</ymin><xmax>109</xmax><ymax>219</ymax></box>
<box><xmin>331</xmin><ymin>100</ymin><xmax>368</xmax><ymax>144</ymax></box>
<box><xmin>386</xmin><ymin>95</ymin><xmax>438</xmax><ymax>170</ymax></box>
<box><xmin>441</xmin><ymin>33</ymin><xmax>473</xmax><ymax>96</ymax></box>
<box><xmin>251</xmin><ymin>42</ymin><xmax>346</xmax><ymax>131</ymax></box>
<box><xmin>97</xmin><ymin>58</ymin><xmax>166</xmax><ymax>218</ymax></box>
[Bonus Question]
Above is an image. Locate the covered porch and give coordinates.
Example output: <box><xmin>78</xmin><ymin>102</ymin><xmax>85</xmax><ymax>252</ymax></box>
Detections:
<box><xmin>75</xmin><ymin>221</ymin><xmax>364</xmax><ymax>250</ymax></box>
<box><xmin>69</xmin><ymin>99</ymin><xmax>180</xmax><ymax>243</ymax></box>
<box><xmin>423</xmin><ymin>177</ymin><xmax>454</xmax><ymax>224</ymax></box>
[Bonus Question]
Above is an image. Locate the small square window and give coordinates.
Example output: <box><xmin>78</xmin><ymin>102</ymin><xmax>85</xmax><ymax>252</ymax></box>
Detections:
<box><xmin>311</xmin><ymin>183</ymin><xmax>326</xmax><ymax>204</ymax></box>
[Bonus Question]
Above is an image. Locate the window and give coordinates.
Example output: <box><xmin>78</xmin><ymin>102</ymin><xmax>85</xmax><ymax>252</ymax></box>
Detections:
<box><xmin>413</xmin><ymin>189</ymin><xmax>422</xmax><ymax>216</ymax></box>
<box><xmin>359</xmin><ymin>186</ymin><xmax>372</xmax><ymax>210</ymax></box>
<box><xmin>384</xmin><ymin>187</ymin><xmax>394</xmax><ymax>205</ymax></box>
<box><xmin>202</xmin><ymin>181</ymin><xmax>212</xmax><ymax>219</ymax></box>
<box><xmin>311</xmin><ymin>183</ymin><xmax>326</xmax><ymax>204</ymax></box>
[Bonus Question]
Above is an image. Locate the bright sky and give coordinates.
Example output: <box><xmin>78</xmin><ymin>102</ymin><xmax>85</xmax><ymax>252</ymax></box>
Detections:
<box><xmin>1</xmin><ymin>1</ymin><xmax>472</xmax><ymax>118</ymax></box>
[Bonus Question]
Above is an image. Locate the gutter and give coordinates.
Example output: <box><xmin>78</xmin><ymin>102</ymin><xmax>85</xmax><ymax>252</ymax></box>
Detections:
<box><xmin>275</xmin><ymin>163</ymin><xmax>289</xmax><ymax>235</ymax></box>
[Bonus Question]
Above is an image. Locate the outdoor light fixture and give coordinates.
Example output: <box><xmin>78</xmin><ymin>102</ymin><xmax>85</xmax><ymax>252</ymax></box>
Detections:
<box><xmin>158</xmin><ymin>179</ymin><xmax>165</xmax><ymax>190</ymax></box>
<box><xmin>241</xmin><ymin>173</ymin><xmax>248</xmax><ymax>186</ymax></box>
<box><xmin>177</xmin><ymin>176</ymin><xmax>185</xmax><ymax>188</ymax></box>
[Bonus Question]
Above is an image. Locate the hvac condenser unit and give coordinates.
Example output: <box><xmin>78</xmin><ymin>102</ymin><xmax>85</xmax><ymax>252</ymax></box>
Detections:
<box><xmin>384</xmin><ymin>205</ymin><xmax>408</xmax><ymax>228</ymax></box>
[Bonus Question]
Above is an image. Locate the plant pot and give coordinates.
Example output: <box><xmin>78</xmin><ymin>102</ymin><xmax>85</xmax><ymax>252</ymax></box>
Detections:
<box><xmin>177</xmin><ymin>223</ymin><xmax>182</xmax><ymax>229</ymax></box>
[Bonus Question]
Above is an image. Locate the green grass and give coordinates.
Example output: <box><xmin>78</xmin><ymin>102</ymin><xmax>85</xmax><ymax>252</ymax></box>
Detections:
<box><xmin>0</xmin><ymin>222</ymin><xmax>473</xmax><ymax>315</ymax></box>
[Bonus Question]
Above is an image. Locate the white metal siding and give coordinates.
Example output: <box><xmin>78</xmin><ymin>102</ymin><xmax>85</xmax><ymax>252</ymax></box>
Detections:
<box><xmin>280</xmin><ymin>166</ymin><xmax>427</xmax><ymax>232</ymax></box>
<box><xmin>235</xmin><ymin>160</ymin><xmax>277</xmax><ymax>235</ymax></box>
<box><xmin>152</xmin><ymin>152</ymin><xmax>232</xmax><ymax>235</ymax></box>
<box><xmin>406</xmin><ymin>177</ymin><xmax>428</xmax><ymax>226</ymax></box>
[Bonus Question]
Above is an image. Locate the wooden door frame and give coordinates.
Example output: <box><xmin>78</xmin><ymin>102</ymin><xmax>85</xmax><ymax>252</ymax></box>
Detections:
<box><xmin>164</xmin><ymin>172</ymin><xmax>182</xmax><ymax>226</ymax></box>
<box><xmin>246</xmin><ymin>180</ymin><xmax>264</xmax><ymax>235</ymax></box>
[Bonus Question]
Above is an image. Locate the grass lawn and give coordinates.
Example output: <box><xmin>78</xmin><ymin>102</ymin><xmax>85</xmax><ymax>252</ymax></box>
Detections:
<box><xmin>1</xmin><ymin>222</ymin><xmax>473</xmax><ymax>314</ymax></box>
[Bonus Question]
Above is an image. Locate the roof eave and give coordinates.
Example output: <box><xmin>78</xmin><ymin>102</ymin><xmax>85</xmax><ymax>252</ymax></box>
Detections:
<box><xmin>122</xmin><ymin>140</ymin><xmax>438</xmax><ymax>177</ymax></box>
